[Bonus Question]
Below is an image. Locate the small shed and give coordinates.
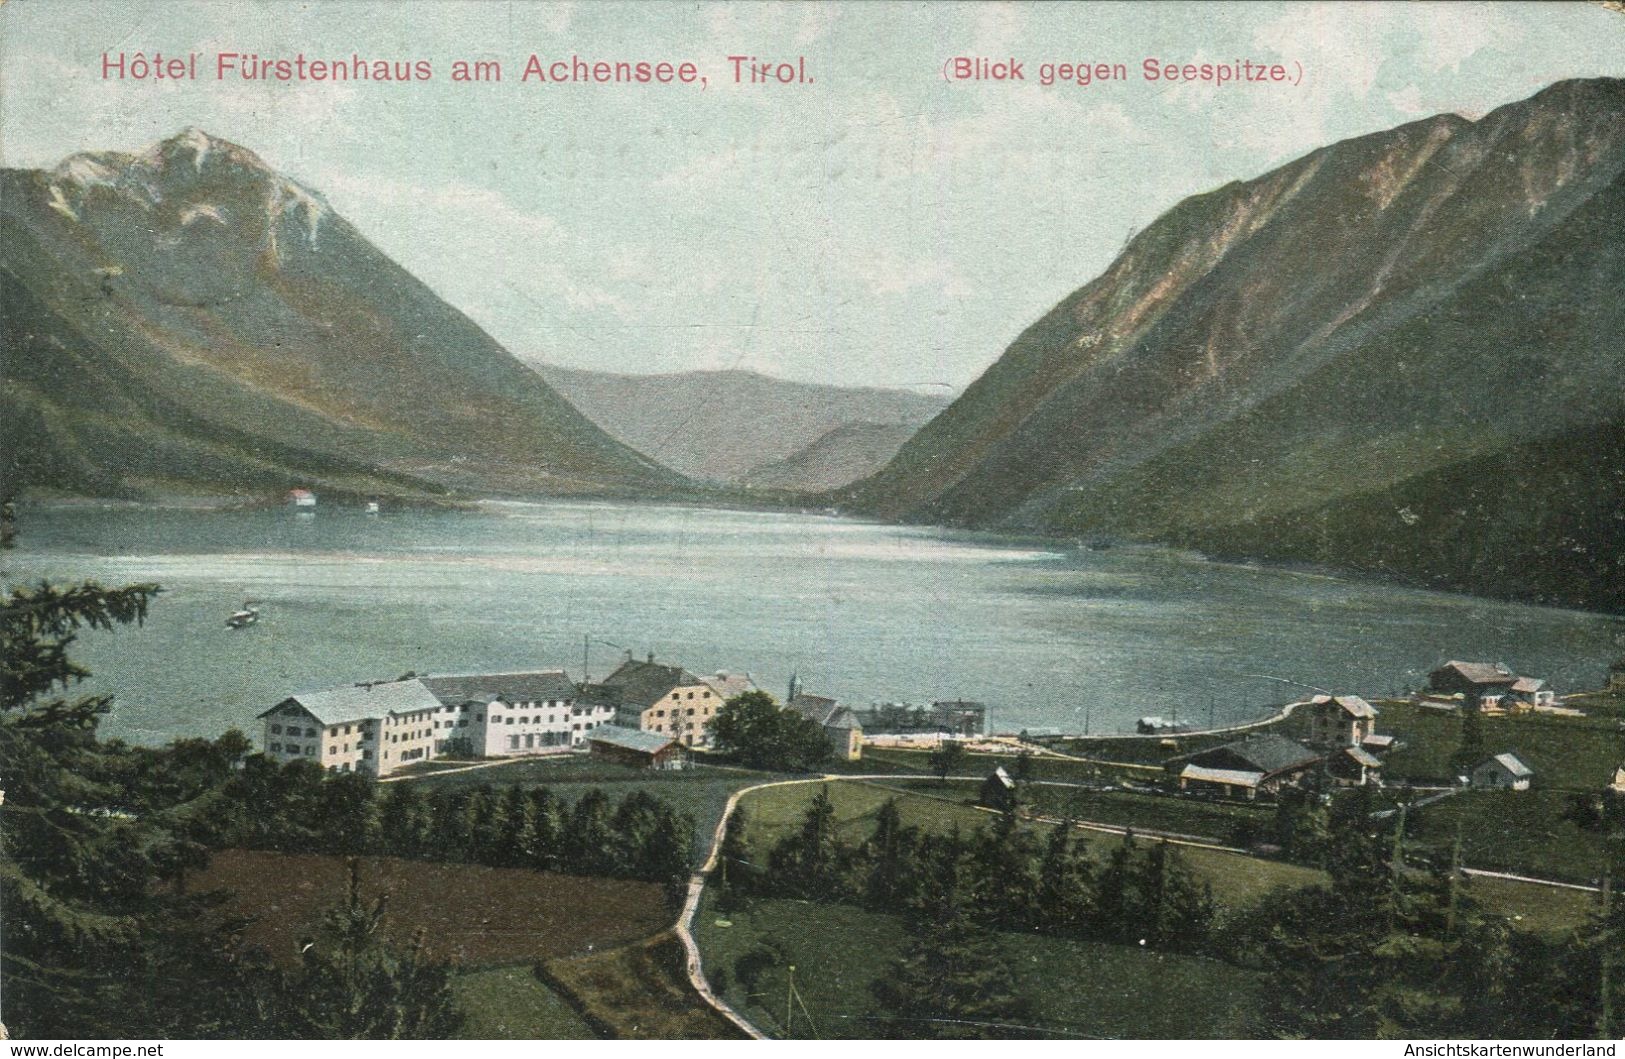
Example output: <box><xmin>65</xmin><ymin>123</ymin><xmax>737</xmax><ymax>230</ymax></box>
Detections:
<box><xmin>1608</xmin><ymin>764</ymin><xmax>1625</xmax><ymax>795</ymax></box>
<box><xmin>588</xmin><ymin>726</ymin><xmax>687</xmax><ymax>770</ymax></box>
<box><xmin>1471</xmin><ymin>752</ymin><xmax>1533</xmax><ymax>791</ymax></box>
<box><xmin>1178</xmin><ymin>764</ymin><xmax>1264</xmax><ymax>800</ymax></box>
<box><xmin>979</xmin><ymin>766</ymin><xmax>1016</xmax><ymax>812</ymax></box>
<box><xmin>1328</xmin><ymin>745</ymin><xmax>1384</xmax><ymax>787</ymax></box>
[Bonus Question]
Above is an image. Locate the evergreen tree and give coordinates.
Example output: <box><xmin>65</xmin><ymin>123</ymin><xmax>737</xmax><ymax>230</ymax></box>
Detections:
<box><xmin>716</xmin><ymin>805</ymin><xmax>755</xmax><ymax>905</ymax></box>
<box><xmin>858</xmin><ymin>798</ymin><xmax>920</xmax><ymax>912</ymax></box>
<box><xmin>766</xmin><ymin>785</ymin><xmax>846</xmax><ymax>900</ymax></box>
<box><xmin>378</xmin><ymin>782</ymin><xmax>433</xmax><ymax>859</ymax></box>
<box><xmin>495</xmin><ymin>784</ymin><xmax>537</xmax><ymax>867</ymax></box>
<box><xmin>969</xmin><ymin>809</ymin><xmax>1041</xmax><ymax>930</ymax></box>
<box><xmin>870</xmin><ymin>869</ymin><xmax>1032</xmax><ymax>1038</ymax></box>
<box><xmin>1092</xmin><ymin>831</ymin><xmax>1141</xmax><ymax>942</ymax></box>
<box><xmin>526</xmin><ymin>786</ymin><xmax>564</xmax><ymax>871</ymax></box>
<box><xmin>1139</xmin><ymin>840</ymin><xmax>1215</xmax><ymax>952</ymax></box>
<box><xmin>1452</xmin><ymin>701</ymin><xmax>1486</xmax><ymax>773</ymax></box>
<box><xmin>565</xmin><ymin>788</ymin><xmax>617</xmax><ymax>876</ymax></box>
<box><xmin>1034</xmin><ymin>820</ymin><xmax>1094</xmax><ymax>937</ymax></box>
<box><xmin>0</xmin><ymin>578</ymin><xmax>272</xmax><ymax>1037</ymax></box>
<box><xmin>275</xmin><ymin>859</ymin><xmax>465</xmax><ymax>1038</ymax></box>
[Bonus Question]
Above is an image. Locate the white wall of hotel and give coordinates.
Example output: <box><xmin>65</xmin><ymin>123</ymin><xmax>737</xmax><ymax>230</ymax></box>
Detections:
<box><xmin>260</xmin><ymin>680</ymin><xmax>618</xmax><ymax>778</ymax></box>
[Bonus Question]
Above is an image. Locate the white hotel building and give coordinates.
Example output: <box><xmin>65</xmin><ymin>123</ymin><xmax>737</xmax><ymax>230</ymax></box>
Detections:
<box><xmin>258</xmin><ymin>669</ymin><xmax>615</xmax><ymax>778</ymax></box>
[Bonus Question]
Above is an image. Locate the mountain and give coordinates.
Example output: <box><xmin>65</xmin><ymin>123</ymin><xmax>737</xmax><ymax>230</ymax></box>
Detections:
<box><xmin>528</xmin><ymin>364</ymin><xmax>948</xmax><ymax>485</ymax></box>
<box><xmin>741</xmin><ymin>421</ymin><xmax>919</xmax><ymax>493</ymax></box>
<box><xmin>846</xmin><ymin>78</ymin><xmax>1625</xmax><ymax>612</ymax></box>
<box><xmin>1</xmin><ymin>129</ymin><xmax>680</xmax><ymax>501</ymax></box>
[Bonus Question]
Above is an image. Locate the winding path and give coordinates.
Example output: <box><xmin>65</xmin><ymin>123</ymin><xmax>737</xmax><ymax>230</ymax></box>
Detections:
<box><xmin>672</xmin><ymin>770</ymin><xmax>1606</xmax><ymax>1038</ymax></box>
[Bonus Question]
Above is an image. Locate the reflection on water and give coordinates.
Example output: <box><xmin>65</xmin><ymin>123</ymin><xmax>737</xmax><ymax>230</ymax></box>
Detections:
<box><xmin>6</xmin><ymin>499</ymin><xmax>1622</xmax><ymax>746</ymax></box>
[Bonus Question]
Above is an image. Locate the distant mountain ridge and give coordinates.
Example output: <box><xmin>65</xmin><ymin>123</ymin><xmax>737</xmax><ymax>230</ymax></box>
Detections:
<box><xmin>529</xmin><ymin>363</ymin><xmax>948</xmax><ymax>486</ymax></box>
<box><xmin>1</xmin><ymin>128</ymin><xmax>681</xmax><ymax>501</ymax></box>
<box><xmin>846</xmin><ymin>78</ymin><xmax>1625</xmax><ymax>612</ymax></box>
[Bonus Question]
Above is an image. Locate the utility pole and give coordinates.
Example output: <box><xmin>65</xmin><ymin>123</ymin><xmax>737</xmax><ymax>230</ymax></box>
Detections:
<box><xmin>1600</xmin><ymin>868</ymin><xmax>1614</xmax><ymax>1042</ymax></box>
<box><xmin>1446</xmin><ymin>821</ymin><xmax>1464</xmax><ymax>939</ymax></box>
<box><xmin>786</xmin><ymin>964</ymin><xmax>796</xmax><ymax>1036</ymax></box>
<box><xmin>1388</xmin><ymin>801</ymin><xmax>1408</xmax><ymax>933</ymax></box>
<box><xmin>582</xmin><ymin>633</ymin><xmax>590</xmax><ymax>686</ymax></box>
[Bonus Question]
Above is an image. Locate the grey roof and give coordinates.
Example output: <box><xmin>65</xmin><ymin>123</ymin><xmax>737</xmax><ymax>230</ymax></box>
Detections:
<box><xmin>1343</xmin><ymin>746</ymin><xmax>1384</xmax><ymax>769</ymax></box>
<box><xmin>588</xmin><ymin>725</ymin><xmax>678</xmax><ymax>755</ymax></box>
<box><xmin>787</xmin><ymin>693</ymin><xmax>840</xmax><ymax>724</ymax></box>
<box><xmin>1482</xmin><ymin>752</ymin><xmax>1533</xmax><ymax>778</ymax></box>
<box><xmin>600</xmin><ymin>659</ymin><xmax>705</xmax><ymax>707</ymax></box>
<box><xmin>1510</xmin><ymin>677</ymin><xmax>1546</xmax><ymax>694</ymax></box>
<box><xmin>1313</xmin><ymin>694</ymin><xmax>1378</xmax><ymax>719</ymax></box>
<box><xmin>825</xmin><ymin>707</ymin><xmax>862</xmax><ymax>731</ymax></box>
<box><xmin>704</xmin><ymin>671</ymin><xmax>757</xmax><ymax>699</ymax></box>
<box><xmin>259</xmin><ymin>678</ymin><xmax>442</xmax><ymax>725</ymax></box>
<box><xmin>1181</xmin><ymin>765</ymin><xmax>1263</xmax><ymax>788</ymax></box>
<box><xmin>1435</xmin><ymin>661</ymin><xmax>1517</xmax><ymax>686</ymax></box>
<box><xmin>787</xmin><ymin>694</ymin><xmax>862</xmax><ymax>732</ymax></box>
<box><xmin>422</xmin><ymin>670</ymin><xmax>576</xmax><ymax>706</ymax></box>
<box><xmin>1181</xmin><ymin>733</ymin><xmax>1322</xmax><ymax>776</ymax></box>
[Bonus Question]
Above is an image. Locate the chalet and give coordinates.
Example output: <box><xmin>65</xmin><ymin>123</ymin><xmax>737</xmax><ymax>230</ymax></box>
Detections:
<box><xmin>1169</xmin><ymin>733</ymin><xmax>1324</xmax><ymax>800</ymax></box>
<box><xmin>785</xmin><ymin>691</ymin><xmax>864</xmax><ymax>762</ymax></box>
<box><xmin>1304</xmin><ymin>694</ymin><xmax>1379</xmax><ymax>749</ymax></box>
<box><xmin>588</xmin><ymin>655</ymin><xmax>755</xmax><ymax>749</ymax></box>
<box><xmin>587</xmin><ymin>726</ymin><xmax>687</xmax><ymax>770</ymax></box>
<box><xmin>1327</xmin><ymin>745</ymin><xmax>1384</xmax><ymax>787</ymax></box>
<box><xmin>259</xmin><ymin>677</ymin><xmax>444</xmax><ymax>778</ymax></box>
<box><xmin>932</xmin><ymin>700</ymin><xmax>988</xmax><ymax>737</ymax></box>
<box><xmin>420</xmin><ymin>670</ymin><xmax>613</xmax><ymax>756</ymax></box>
<box><xmin>1428</xmin><ymin>661</ymin><xmax>1518</xmax><ymax>709</ymax></box>
<box><xmin>1471</xmin><ymin>752</ymin><xmax>1533</xmax><ymax>791</ymax></box>
<box><xmin>1507</xmin><ymin>677</ymin><xmax>1557</xmax><ymax>710</ymax></box>
<box><xmin>979</xmin><ymin>766</ymin><xmax>1017</xmax><ymax>812</ymax></box>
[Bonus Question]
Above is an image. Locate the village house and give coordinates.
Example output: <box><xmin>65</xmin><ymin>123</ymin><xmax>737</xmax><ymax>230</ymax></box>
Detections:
<box><xmin>419</xmin><ymin>670</ymin><xmax>613</xmax><ymax>756</ymax></box>
<box><xmin>588</xmin><ymin>655</ymin><xmax>755</xmax><ymax>749</ymax></box>
<box><xmin>587</xmin><ymin>726</ymin><xmax>687</xmax><ymax>770</ymax></box>
<box><xmin>1304</xmin><ymin>694</ymin><xmax>1379</xmax><ymax>748</ymax></box>
<box><xmin>785</xmin><ymin>688</ymin><xmax>864</xmax><ymax>762</ymax></box>
<box><xmin>979</xmin><ymin>766</ymin><xmax>1017</xmax><ymax>812</ymax></box>
<box><xmin>1507</xmin><ymin>676</ymin><xmax>1557</xmax><ymax>710</ymax></box>
<box><xmin>1168</xmin><ymin>733</ymin><xmax>1324</xmax><ymax>800</ymax></box>
<box><xmin>259</xmin><ymin>677</ymin><xmax>443</xmax><ymax>778</ymax></box>
<box><xmin>931</xmin><ymin>700</ymin><xmax>988</xmax><ymax>736</ymax></box>
<box><xmin>1428</xmin><ymin>661</ymin><xmax>1526</xmax><ymax>710</ymax></box>
<box><xmin>1471</xmin><ymin>752</ymin><xmax>1534</xmax><ymax>790</ymax></box>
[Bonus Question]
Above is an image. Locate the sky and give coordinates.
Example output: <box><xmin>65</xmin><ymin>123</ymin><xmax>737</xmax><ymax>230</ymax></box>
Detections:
<box><xmin>3</xmin><ymin>1</ymin><xmax>1623</xmax><ymax>392</ymax></box>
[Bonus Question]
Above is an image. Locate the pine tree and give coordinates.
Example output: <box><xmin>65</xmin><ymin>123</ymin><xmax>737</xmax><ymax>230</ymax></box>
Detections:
<box><xmin>1034</xmin><ymin>819</ymin><xmax>1094</xmax><ymax>937</ymax></box>
<box><xmin>276</xmin><ymin>858</ymin><xmax>465</xmax><ymax>1038</ymax></box>
<box><xmin>1</xmin><ymin>578</ymin><xmax>272</xmax><ymax>1037</ymax></box>
<box><xmin>767</xmin><ymin>785</ymin><xmax>845</xmax><ymax>900</ymax></box>
<box><xmin>870</xmin><ymin>871</ymin><xmax>1032</xmax><ymax>1038</ymax></box>
<box><xmin>859</xmin><ymin>799</ymin><xmax>920</xmax><ymax>912</ymax></box>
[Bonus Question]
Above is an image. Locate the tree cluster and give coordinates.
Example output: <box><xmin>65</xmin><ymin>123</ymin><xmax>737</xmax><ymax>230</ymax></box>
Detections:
<box><xmin>709</xmin><ymin>690</ymin><xmax>831</xmax><ymax>772</ymax></box>
<box><xmin>186</xmin><ymin>761</ymin><xmax>697</xmax><ymax>895</ymax></box>
<box><xmin>727</xmin><ymin>790</ymin><xmax>1216</xmax><ymax>953</ymax></box>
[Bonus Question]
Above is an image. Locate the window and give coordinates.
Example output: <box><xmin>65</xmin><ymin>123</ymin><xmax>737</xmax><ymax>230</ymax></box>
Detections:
<box><xmin>270</xmin><ymin>742</ymin><xmax>282</xmax><ymax>753</ymax></box>
<box><xmin>457</xmin><ymin>720</ymin><xmax>468</xmax><ymax>728</ymax></box>
<box><xmin>344</xmin><ymin>725</ymin><xmax>352</xmax><ymax>734</ymax></box>
<box><xmin>476</xmin><ymin>714</ymin><xmax>483</xmax><ymax>722</ymax></box>
<box><xmin>687</xmin><ymin>708</ymin><xmax>695</xmax><ymax>716</ymax></box>
<box><xmin>270</xmin><ymin>724</ymin><xmax>283</xmax><ymax>735</ymax></box>
<box><xmin>687</xmin><ymin>692</ymin><xmax>695</xmax><ymax>700</ymax></box>
<box><xmin>656</xmin><ymin>709</ymin><xmax>665</xmax><ymax>718</ymax></box>
<box><xmin>329</xmin><ymin>746</ymin><xmax>338</xmax><ymax>755</ymax></box>
<box><xmin>703</xmin><ymin>691</ymin><xmax>711</xmax><ymax>698</ymax></box>
<box><xmin>519</xmin><ymin>716</ymin><xmax>530</xmax><ymax>724</ymax></box>
<box><xmin>362</xmin><ymin>750</ymin><xmax>372</xmax><ymax>760</ymax></box>
<box><xmin>506</xmin><ymin>717</ymin><xmax>514</xmax><ymax>725</ymax></box>
<box><xmin>306</xmin><ymin>728</ymin><xmax>317</xmax><ymax>737</ymax></box>
<box><xmin>509</xmin><ymin>735</ymin><xmax>519</xmax><ymax>749</ymax></box>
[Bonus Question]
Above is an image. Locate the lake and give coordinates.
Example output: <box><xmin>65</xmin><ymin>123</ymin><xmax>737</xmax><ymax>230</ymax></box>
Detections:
<box><xmin>6</xmin><ymin>499</ymin><xmax>1622</xmax><ymax>747</ymax></box>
